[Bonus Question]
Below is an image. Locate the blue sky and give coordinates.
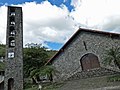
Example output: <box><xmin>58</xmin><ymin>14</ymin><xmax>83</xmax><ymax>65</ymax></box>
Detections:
<box><xmin>0</xmin><ymin>0</ymin><xmax>74</xmax><ymax>11</ymax></box>
<box><xmin>0</xmin><ymin>0</ymin><xmax>120</xmax><ymax>50</ymax></box>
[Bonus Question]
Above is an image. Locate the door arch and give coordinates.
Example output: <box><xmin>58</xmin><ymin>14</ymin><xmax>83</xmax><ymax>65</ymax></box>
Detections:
<box><xmin>80</xmin><ymin>53</ymin><xmax>100</xmax><ymax>70</ymax></box>
<box><xmin>8</xmin><ymin>78</ymin><xmax>14</xmax><ymax>90</ymax></box>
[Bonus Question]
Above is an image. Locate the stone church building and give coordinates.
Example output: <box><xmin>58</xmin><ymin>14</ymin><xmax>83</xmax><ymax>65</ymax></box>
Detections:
<box><xmin>47</xmin><ymin>28</ymin><xmax>120</xmax><ymax>81</ymax></box>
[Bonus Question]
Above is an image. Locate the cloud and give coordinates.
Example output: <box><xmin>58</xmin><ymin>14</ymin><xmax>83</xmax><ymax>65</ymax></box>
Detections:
<box><xmin>70</xmin><ymin>0</ymin><xmax>120</xmax><ymax>32</ymax></box>
<box><xmin>0</xmin><ymin>5</ymin><xmax>7</xmax><ymax>44</ymax></box>
<box><xmin>22</xmin><ymin>1</ymin><xmax>76</xmax><ymax>46</ymax></box>
<box><xmin>71</xmin><ymin>0</ymin><xmax>81</xmax><ymax>8</ymax></box>
<box><xmin>0</xmin><ymin>0</ymin><xmax>120</xmax><ymax>49</ymax></box>
<box><xmin>0</xmin><ymin>1</ymin><xmax>76</xmax><ymax>48</ymax></box>
<box><xmin>101</xmin><ymin>15</ymin><xmax>120</xmax><ymax>33</ymax></box>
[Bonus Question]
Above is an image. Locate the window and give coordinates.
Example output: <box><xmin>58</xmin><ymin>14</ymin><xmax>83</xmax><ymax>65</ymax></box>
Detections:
<box><xmin>10</xmin><ymin>16</ymin><xmax>15</xmax><ymax>25</ymax></box>
<box><xmin>10</xmin><ymin>12</ymin><xmax>15</xmax><ymax>16</ymax></box>
<box><xmin>8</xmin><ymin>52</ymin><xmax>14</xmax><ymax>58</ymax></box>
<box><xmin>9</xmin><ymin>37</ymin><xmax>15</xmax><ymax>47</ymax></box>
<box><xmin>10</xmin><ymin>30</ymin><xmax>15</xmax><ymax>36</ymax></box>
<box><xmin>10</xmin><ymin>22</ymin><xmax>15</xmax><ymax>25</ymax></box>
<box><xmin>9</xmin><ymin>26</ymin><xmax>15</xmax><ymax>36</ymax></box>
<box><xmin>10</xmin><ymin>40</ymin><xmax>15</xmax><ymax>46</ymax></box>
<box><xmin>83</xmin><ymin>41</ymin><xmax>87</xmax><ymax>50</ymax></box>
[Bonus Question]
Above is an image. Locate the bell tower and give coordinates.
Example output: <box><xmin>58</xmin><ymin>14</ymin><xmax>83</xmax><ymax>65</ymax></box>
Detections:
<box><xmin>4</xmin><ymin>6</ymin><xmax>23</xmax><ymax>90</ymax></box>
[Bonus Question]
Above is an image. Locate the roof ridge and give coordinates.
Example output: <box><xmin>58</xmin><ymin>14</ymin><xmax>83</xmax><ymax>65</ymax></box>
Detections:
<box><xmin>45</xmin><ymin>28</ymin><xmax>120</xmax><ymax>65</ymax></box>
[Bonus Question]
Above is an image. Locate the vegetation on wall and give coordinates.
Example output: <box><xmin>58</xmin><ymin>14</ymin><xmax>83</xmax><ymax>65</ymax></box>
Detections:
<box><xmin>103</xmin><ymin>47</ymin><xmax>120</xmax><ymax>69</ymax></box>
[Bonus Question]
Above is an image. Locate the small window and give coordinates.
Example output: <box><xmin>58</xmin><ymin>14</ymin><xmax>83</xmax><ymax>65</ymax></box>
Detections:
<box><xmin>9</xmin><ymin>26</ymin><xmax>15</xmax><ymax>36</ymax></box>
<box><xmin>8</xmin><ymin>52</ymin><xmax>14</xmax><ymax>58</ymax></box>
<box><xmin>83</xmin><ymin>41</ymin><xmax>87</xmax><ymax>50</ymax></box>
<box><xmin>9</xmin><ymin>37</ymin><xmax>15</xmax><ymax>47</ymax></box>
<box><xmin>10</xmin><ymin>12</ymin><xmax>15</xmax><ymax>16</ymax></box>
<box><xmin>10</xmin><ymin>21</ymin><xmax>15</xmax><ymax>25</ymax></box>
<box><xmin>10</xmin><ymin>16</ymin><xmax>15</xmax><ymax>25</ymax></box>
<box><xmin>10</xmin><ymin>30</ymin><xmax>15</xmax><ymax>36</ymax></box>
<box><xmin>10</xmin><ymin>40</ymin><xmax>15</xmax><ymax>46</ymax></box>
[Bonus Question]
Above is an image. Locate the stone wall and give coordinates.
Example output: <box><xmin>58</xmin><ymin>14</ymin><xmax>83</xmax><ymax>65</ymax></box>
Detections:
<box><xmin>4</xmin><ymin>6</ymin><xmax>23</xmax><ymax>90</ymax></box>
<box><xmin>67</xmin><ymin>67</ymin><xmax>120</xmax><ymax>81</ymax></box>
<box><xmin>52</xmin><ymin>30</ymin><xmax>120</xmax><ymax>81</ymax></box>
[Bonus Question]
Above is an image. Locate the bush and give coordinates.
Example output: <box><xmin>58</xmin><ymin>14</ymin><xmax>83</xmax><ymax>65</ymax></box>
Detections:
<box><xmin>107</xmin><ymin>75</ymin><xmax>120</xmax><ymax>82</ymax></box>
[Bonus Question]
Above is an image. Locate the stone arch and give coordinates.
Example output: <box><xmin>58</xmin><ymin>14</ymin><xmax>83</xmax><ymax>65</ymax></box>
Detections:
<box><xmin>80</xmin><ymin>53</ymin><xmax>100</xmax><ymax>70</ymax></box>
<box><xmin>8</xmin><ymin>78</ymin><xmax>14</xmax><ymax>90</ymax></box>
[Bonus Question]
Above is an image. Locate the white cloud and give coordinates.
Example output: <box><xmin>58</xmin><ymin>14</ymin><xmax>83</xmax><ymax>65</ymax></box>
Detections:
<box><xmin>70</xmin><ymin>0</ymin><xmax>120</xmax><ymax>32</ymax></box>
<box><xmin>71</xmin><ymin>0</ymin><xmax>81</xmax><ymax>7</ymax></box>
<box><xmin>0</xmin><ymin>5</ymin><xmax>7</xmax><ymax>44</ymax></box>
<box><xmin>0</xmin><ymin>1</ymin><xmax>76</xmax><ymax>48</ymax></box>
<box><xmin>0</xmin><ymin>0</ymin><xmax>120</xmax><ymax>49</ymax></box>
<box><xmin>22</xmin><ymin>1</ymin><xmax>76</xmax><ymax>46</ymax></box>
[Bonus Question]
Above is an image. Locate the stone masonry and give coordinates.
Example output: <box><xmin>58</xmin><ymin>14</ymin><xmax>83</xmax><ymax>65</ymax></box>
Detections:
<box><xmin>51</xmin><ymin>28</ymin><xmax>120</xmax><ymax>81</ymax></box>
<box><xmin>4</xmin><ymin>6</ymin><xmax>23</xmax><ymax>90</ymax></box>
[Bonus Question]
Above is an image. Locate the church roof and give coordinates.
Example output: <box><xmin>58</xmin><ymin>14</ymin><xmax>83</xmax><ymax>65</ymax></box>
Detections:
<box><xmin>45</xmin><ymin>28</ymin><xmax>120</xmax><ymax>65</ymax></box>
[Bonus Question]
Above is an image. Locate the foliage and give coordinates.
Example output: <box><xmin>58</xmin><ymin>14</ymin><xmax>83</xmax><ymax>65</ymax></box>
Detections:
<box><xmin>107</xmin><ymin>75</ymin><xmax>120</xmax><ymax>82</ymax></box>
<box><xmin>0</xmin><ymin>61</ymin><xmax>5</xmax><ymax>71</ymax></box>
<box><xmin>24</xmin><ymin>82</ymin><xmax>64</xmax><ymax>90</ymax></box>
<box><xmin>23</xmin><ymin>43</ymin><xmax>57</xmax><ymax>84</ymax></box>
<box><xmin>23</xmin><ymin>45</ymin><xmax>49</xmax><ymax>78</ymax></box>
<box><xmin>103</xmin><ymin>47</ymin><xmax>120</xmax><ymax>69</ymax></box>
<box><xmin>0</xmin><ymin>44</ymin><xmax>5</xmax><ymax>58</ymax></box>
<box><xmin>0</xmin><ymin>43</ymin><xmax>57</xmax><ymax>87</ymax></box>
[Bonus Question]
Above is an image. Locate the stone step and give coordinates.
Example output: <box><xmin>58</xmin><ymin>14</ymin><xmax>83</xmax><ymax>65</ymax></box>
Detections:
<box><xmin>58</xmin><ymin>76</ymin><xmax>120</xmax><ymax>90</ymax></box>
<box><xmin>67</xmin><ymin>67</ymin><xmax>120</xmax><ymax>81</ymax></box>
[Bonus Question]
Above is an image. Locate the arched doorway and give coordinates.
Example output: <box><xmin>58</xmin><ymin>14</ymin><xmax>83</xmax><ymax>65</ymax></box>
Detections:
<box><xmin>8</xmin><ymin>78</ymin><xmax>14</xmax><ymax>90</ymax></box>
<box><xmin>80</xmin><ymin>53</ymin><xmax>100</xmax><ymax>70</ymax></box>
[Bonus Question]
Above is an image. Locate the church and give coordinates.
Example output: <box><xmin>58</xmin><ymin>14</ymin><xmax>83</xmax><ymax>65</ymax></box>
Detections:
<box><xmin>46</xmin><ymin>28</ymin><xmax>120</xmax><ymax>82</ymax></box>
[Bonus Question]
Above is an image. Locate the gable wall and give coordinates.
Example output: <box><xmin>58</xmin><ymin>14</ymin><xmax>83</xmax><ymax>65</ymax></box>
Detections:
<box><xmin>52</xmin><ymin>31</ymin><xmax>120</xmax><ymax>81</ymax></box>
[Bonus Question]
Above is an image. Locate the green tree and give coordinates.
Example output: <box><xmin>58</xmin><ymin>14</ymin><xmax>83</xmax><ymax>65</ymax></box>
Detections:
<box><xmin>103</xmin><ymin>47</ymin><xmax>120</xmax><ymax>69</ymax></box>
<box><xmin>23</xmin><ymin>43</ymin><xmax>55</xmax><ymax>84</ymax></box>
<box><xmin>0</xmin><ymin>62</ymin><xmax>5</xmax><ymax>71</ymax></box>
<box><xmin>0</xmin><ymin>44</ymin><xmax>5</xmax><ymax>58</ymax></box>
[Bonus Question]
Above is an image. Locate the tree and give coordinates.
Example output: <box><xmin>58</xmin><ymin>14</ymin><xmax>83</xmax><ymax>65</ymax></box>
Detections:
<box><xmin>0</xmin><ymin>44</ymin><xmax>5</xmax><ymax>58</ymax></box>
<box><xmin>103</xmin><ymin>47</ymin><xmax>120</xmax><ymax>69</ymax></box>
<box><xmin>23</xmin><ymin>43</ymin><xmax>56</xmax><ymax>84</ymax></box>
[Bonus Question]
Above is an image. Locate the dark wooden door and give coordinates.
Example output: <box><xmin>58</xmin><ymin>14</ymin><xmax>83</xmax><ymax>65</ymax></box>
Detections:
<box><xmin>8</xmin><ymin>78</ymin><xmax>14</xmax><ymax>90</ymax></box>
<box><xmin>81</xmin><ymin>53</ymin><xmax>100</xmax><ymax>70</ymax></box>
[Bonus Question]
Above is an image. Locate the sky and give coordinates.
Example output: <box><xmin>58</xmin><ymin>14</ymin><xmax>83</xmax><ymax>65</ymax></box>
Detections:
<box><xmin>0</xmin><ymin>0</ymin><xmax>120</xmax><ymax>50</ymax></box>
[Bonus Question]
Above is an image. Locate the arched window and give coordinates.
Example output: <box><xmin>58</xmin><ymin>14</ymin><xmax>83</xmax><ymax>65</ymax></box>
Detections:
<box><xmin>80</xmin><ymin>53</ymin><xmax>100</xmax><ymax>70</ymax></box>
<box><xmin>9</xmin><ymin>26</ymin><xmax>15</xmax><ymax>36</ymax></box>
<box><xmin>10</xmin><ymin>16</ymin><xmax>15</xmax><ymax>25</ymax></box>
<box><xmin>8</xmin><ymin>78</ymin><xmax>14</xmax><ymax>90</ymax></box>
<box><xmin>9</xmin><ymin>37</ymin><xmax>15</xmax><ymax>47</ymax></box>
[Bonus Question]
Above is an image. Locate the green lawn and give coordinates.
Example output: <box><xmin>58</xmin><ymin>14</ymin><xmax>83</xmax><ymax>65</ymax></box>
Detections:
<box><xmin>24</xmin><ymin>82</ymin><xmax>64</xmax><ymax>90</ymax></box>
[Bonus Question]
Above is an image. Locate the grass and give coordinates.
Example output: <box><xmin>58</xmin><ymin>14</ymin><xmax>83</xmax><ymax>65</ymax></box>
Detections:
<box><xmin>107</xmin><ymin>75</ymin><xmax>120</xmax><ymax>82</ymax></box>
<box><xmin>24</xmin><ymin>82</ymin><xmax>64</xmax><ymax>90</ymax></box>
<box><xmin>24</xmin><ymin>75</ymin><xmax>120</xmax><ymax>90</ymax></box>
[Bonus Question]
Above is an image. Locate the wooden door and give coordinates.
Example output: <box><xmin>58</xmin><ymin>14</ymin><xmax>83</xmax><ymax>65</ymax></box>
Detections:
<box><xmin>81</xmin><ymin>53</ymin><xmax>100</xmax><ymax>70</ymax></box>
<box><xmin>8</xmin><ymin>78</ymin><xmax>14</xmax><ymax>90</ymax></box>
